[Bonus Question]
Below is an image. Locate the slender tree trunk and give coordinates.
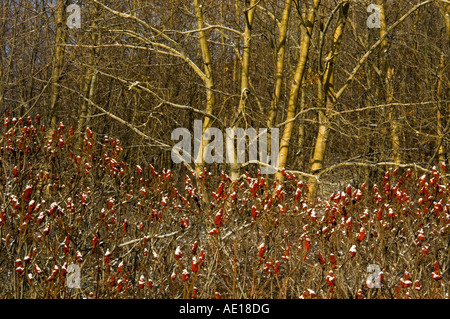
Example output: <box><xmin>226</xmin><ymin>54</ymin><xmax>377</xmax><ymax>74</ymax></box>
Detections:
<box><xmin>267</xmin><ymin>0</ymin><xmax>292</xmax><ymax>128</ymax></box>
<box><xmin>228</xmin><ymin>0</ymin><xmax>258</xmax><ymax>181</ymax></box>
<box><xmin>294</xmin><ymin>79</ymin><xmax>308</xmax><ymax>169</ymax></box>
<box><xmin>444</xmin><ymin>3</ymin><xmax>450</xmax><ymax>41</ymax></box>
<box><xmin>440</xmin><ymin>2</ymin><xmax>450</xmax><ymax>182</ymax></box>
<box><xmin>238</xmin><ymin>0</ymin><xmax>257</xmax><ymax>113</ymax></box>
<box><xmin>76</xmin><ymin>3</ymin><xmax>100</xmax><ymax>150</ymax></box>
<box><xmin>264</xmin><ymin>0</ymin><xmax>292</xmax><ymax>177</ymax></box>
<box><xmin>363</xmin><ymin>29</ymin><xmax>375</xmax><ymax>187</ymax></box>
<box><xmin>193</xmin><ymin>0</ymin><xmax>216</xmax><ymax>180</ymax></box>
<box><xmin>1</xmin><ymin>1</ymin><xmax>17</xmax><ymax>110</ymax></box>
<box><xmin>378</xmin><ymin>1</ymin><xmax>401</xmax><ymax>165</ymax></box>
<box><xmin>436</xmin><ymin>54</ymin><xmax>446</xmax><ymax>181</ymax></box>
<box><xmin>275</xmin><ymin>0</ymin><xmax>321</xmax><ymax>182</ymax></box>
<box><xmin>308</xmin><ymin>1</ymin><xmax>349</xmax><ymax>201</ymax></box>
<box><xmin>47</xmin><ymin>0</ymin><xmax>67</xmax><ymax>138</ymax></box>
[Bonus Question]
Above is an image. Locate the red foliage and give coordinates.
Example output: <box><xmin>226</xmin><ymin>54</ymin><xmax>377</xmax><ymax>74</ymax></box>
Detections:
<box><xmin>0</xmin><ymin>113</ymin><xmax>449</xmax><ymax>299</ymax></box>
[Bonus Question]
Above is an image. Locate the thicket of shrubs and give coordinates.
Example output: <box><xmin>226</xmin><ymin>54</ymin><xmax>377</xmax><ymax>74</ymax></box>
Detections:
<box><xmin>0</xmin><ymin>113</ymin><xmax>449</xmax><ymax>299</ymax></box>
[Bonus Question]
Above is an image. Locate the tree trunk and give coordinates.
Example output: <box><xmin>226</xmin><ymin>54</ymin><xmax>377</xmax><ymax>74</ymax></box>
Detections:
<box><xmin>444</xmin><ymin>3</ymin><xmax>450</xmax><ymax>41</ymax></box>
<box><xmin>436</xmin><ymin>54</ymin><xmax>446</xmax><ymax>182</ymax></box>
<box><xmin>378</xmin><ymin>1</ymin><xmax>401</xmax><ymax>165</ymax></box>
<box><xmin>308</xmin><ymin>1</ymin><xmax>350</xmax><ymax>201</ymax></box>
<box><xmin>193</xmin><ymin>0</ymin><xmax>216</xmax><ymax>182</ymax></box>
<box><xmin>76</xmin><ymin>3</ymin><xmax>100</xmax><ymax>150</ymax></box>
<box><xmin>47</xmin><ymin>0</ymin><xmax>67</xmax><ymax>138</ymax></box>
<box><xmin>440</xmin><ymin>2</ymin><xmax>450</xmax><ymax>182</ymax></box>
<box><xmin>229</xmin><ymin>0</ymin><xmax>258</xmax><ymax>181</ymax></box>
<box><xmin>267</xmin><ymin>0</ymin><xmax>292</xmax><ymax>129</ymax></box>
<box><xmin>275</xmin><ymin>0</ymin><xmax>321</xmax><ymax>182</ymax></box>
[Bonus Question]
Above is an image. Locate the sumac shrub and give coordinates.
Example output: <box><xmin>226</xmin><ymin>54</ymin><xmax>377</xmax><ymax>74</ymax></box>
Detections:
<box><xmin>0</xmin><ymin>114</ymin><xmax>449</xmax><ymax>299</ymax></box>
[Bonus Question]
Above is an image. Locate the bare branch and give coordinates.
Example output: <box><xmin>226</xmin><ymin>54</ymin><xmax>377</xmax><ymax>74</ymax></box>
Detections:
<box><xmin>335</xmin><ymin>0</ymin><xmax>435</xmax><ymax>100</ymax></box>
